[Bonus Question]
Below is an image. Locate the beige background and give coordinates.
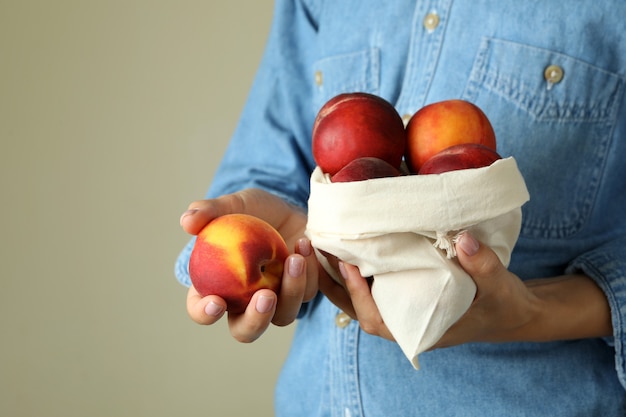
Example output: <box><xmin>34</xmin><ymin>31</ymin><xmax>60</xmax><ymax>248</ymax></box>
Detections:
<box><xmin>0</xmin><ymin>1</ymin><xmax>297</xmax><ymax>416</ymax></box>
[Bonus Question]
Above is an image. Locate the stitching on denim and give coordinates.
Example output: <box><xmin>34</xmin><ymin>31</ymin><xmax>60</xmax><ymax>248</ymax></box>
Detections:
<box><xmin>464</xmin><ymin>37</ymin><xmax>621</xmax><ymax>239</ymax></box>
<box><xmin>313</xmin><ymin>48</ymin><xmax>380</xmax><ymax>108</ymax></box>
<box><xmin>476</xmin><ymin>38</ymin><xmax>623</xmax><ymax>123</ymax></box>
<box><xmin>570</xmin><ymin>254</ymin><xmax>626</xmax><ymax>391</ymax></box>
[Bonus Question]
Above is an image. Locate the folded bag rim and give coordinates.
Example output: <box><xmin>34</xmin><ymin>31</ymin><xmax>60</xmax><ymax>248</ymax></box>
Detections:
<box><xmin>306</xmin><ymin>157</ymin><xmax>530</xmax><ymax>236</ymax></box>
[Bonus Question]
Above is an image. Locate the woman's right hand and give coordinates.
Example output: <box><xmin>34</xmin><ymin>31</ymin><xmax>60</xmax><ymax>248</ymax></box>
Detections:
<box><xmin>180</xmin><ymin>188</ymin><xmax>320</xmax><ymax>342</ymax></box>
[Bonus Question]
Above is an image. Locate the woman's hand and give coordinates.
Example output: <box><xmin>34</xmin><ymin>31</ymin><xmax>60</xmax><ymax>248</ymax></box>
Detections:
<box><xmin>180</xmin><ymin>188</ymin><xmax>320</xmax><ymax>342</ymax></box>
<box><xmin>432</xmin><ymin>232</ymin><xmax>540</xmax><ymax>348</ymax></box>
<box><xmin>435</xmin><ymin>232</ymin><xmax>612</xmax><ymax>347</ymax></box>
<box><xmin>327</xmin><ymin>232</ymin><xmax>612</xmax><ymax>347</ymax></box>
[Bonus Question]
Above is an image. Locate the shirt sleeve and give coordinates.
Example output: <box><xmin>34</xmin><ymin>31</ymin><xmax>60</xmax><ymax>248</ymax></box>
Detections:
<box><xmin>566</xmin><ymin>235</ymin><xmax>626</xmax><ymax>390</ymax></box>
<box><xmin>174</xmin><ymin>0</ymin><xmax>321</xmax><ymax>287</ymax></box>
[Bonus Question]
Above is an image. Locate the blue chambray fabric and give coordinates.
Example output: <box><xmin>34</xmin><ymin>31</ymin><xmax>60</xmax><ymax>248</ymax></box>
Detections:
<box><xmin>176</xmin><ymin>1</ymin><xmax>626</xmax><ymax>415</ymax></box>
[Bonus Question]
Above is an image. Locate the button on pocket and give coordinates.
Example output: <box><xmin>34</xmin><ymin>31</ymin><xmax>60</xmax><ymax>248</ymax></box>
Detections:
<box><xmin>314</xmin><ymin>70</ymin><xmax>324</xmax><ymax>87</ymax></box>
<box><xmin>423</xmin><ymin>12</ymin><xmax>440</xmax><ymax>32</ymax></box>
<box><xmin>464</xmin><ymin>38</ymin><xmax>624</xmax><ymax>239</ymax></box>
<box><xmin>312</xmin><ymin>48</ymin><xmax>380</xmax><ymax>112</ymax></box>
<box><xmin>544</xmin><ymin>64</ymin><xmax>564</xmax><ymax>88</ymax></box>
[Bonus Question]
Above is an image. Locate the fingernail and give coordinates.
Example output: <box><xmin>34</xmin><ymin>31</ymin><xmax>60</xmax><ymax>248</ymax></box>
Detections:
<box><xmin>256</xmin><ymin>295</ymin><xmax>275</xmax><ymax>314</ymax></box>
<box><xmin>179</xmin><ymin>208</ymin><xmax>199</xmax><ymax>225</ymax></box>
<box><xmin>297</xmin><ymin>237</ymin><xmax>312</xmax><ymax>257</ymax></box>
<box><xmin>205</xmin><ymin>301</ymin><xmax>224</xmax><ymax>317</ymax></box>
<box><xmin>338</xmin><ymin>261</ymin><xmax>348</xmax><ymax>280</ymax></box>
<box><xmin>288</xmin><ymin>255</ymin><xmax>305</xmax><ymax>277</ymax></box>
<box><xmin>458</xmin><ymin>232</ymin><xmax>479</xmax><ymax>256</ymax></box>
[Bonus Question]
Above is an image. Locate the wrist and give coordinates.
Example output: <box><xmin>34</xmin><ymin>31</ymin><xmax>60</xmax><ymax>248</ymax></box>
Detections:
<box><xmin>522</xmin><ymin>274</ymin><xmax>612</xmax><ymax>342</ymax></box>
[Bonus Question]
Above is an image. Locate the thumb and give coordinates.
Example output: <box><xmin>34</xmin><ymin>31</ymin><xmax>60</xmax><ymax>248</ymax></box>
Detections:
<box><xmin>455</xmin><ymin>232</ymin><xmax>507</xmax><ymax>284</ymax></box>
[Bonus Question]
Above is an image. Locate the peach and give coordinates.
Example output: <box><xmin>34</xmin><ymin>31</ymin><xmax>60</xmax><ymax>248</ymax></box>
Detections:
<box><xmin>312</xmin><ymin>92</ymin><xmax>406</xmax><ymax>176</ymax></box>
<box><xmin>189</xmin><ymin>213</ymin><xmax>289</xmax><ymax>314</ymax></box>
<box><xmin>418</xmin><ymin>143</ymin><xmax>502</xmax><ymax>175</ymax></box>
<box><xmin>405</xmin><ymin>100</ymin><xmax>496</xmax><ymax>173</ymax></box>
<box><xmin>331</xmin><ymin>156</ymin><xmax>402</xmax><ymax>183</ymax></box>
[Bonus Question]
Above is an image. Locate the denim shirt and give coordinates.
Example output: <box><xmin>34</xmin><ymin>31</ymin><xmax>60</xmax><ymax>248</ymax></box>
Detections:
<box><xmin>176</xmin><ymin>1</ymin><xmax>626</xmax><ymax>415</ymax></box>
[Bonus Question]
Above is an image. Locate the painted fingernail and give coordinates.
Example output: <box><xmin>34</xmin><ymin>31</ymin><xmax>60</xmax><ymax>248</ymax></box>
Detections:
<box><xmin>288</xmin><ymin>255</ymin><xmax>305</xmax><ymax>278</ymax></box>
<box><xmin>256</xmin><ymin>295</ymin><xmax>275</xmax><ymax>314</ymax></box>
<box><xmin>205</xmin><ymin>301</ymin><xmax>224</xmax><ymax>317</ymax></box>
<box><xmin>179</xmin><ymin>208</ymin><xmax>199</xmax><ymax>225</ymax></box>
<box><xmin>458</xmin><ymin>232</ymin><xmax>479</xmax><ymax>256</ymax></box>
<box><xmin>297</xmin><ymin>237</ymin><xmax>312</xmax><ymax>257</ymax></box>
<box><xmin>338</xmin><ymin>261</ymin><xmax>348</xmax><ymax>280</ymax></box>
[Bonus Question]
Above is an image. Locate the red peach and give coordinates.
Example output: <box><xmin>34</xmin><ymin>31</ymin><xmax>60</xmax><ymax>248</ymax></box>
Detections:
<box><xmin>189</xmin><ymin>213</ymin><xmax>289</xmax><ymax>314</ymax></box>
<box><xmin>331</xmin><ymin>156</ymin><xmax>402</xmax><ymax>182</ymax></box>
<box><xmin>312</xmin><ymin>92</ymin><xmax>406</xmax><ymax>176</ymax></box>
<box><xmin>418</xmin><ymin>143</ymin><xmax>502</xmax><ymax>175</ymax></box>
<box><xmin>405</xmin><ymin>100</ymin><xmax>496</xmax><ymax>173</ymax></box>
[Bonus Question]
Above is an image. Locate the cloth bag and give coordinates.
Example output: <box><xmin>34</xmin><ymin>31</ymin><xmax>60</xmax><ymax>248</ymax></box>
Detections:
<box><xmin>305</xmin><ymin>157</ymin><xmax>530</xmax><ymax>369</ymax></box>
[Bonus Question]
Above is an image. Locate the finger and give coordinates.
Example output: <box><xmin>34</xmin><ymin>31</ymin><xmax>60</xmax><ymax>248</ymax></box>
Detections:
<box><xmin>186</xmin><ymin>285</ymin><xmax>227</xmax><ymax>325</ymax></box>
<box><xmin>178</xmin><ymin>190</ymin><xmax>256</xmax><ymax>235</ymax></box>
<box><xmin>318</xmin><ymin>268</ymin><xmax>357</xmax><ymax>319</ymax></box>
<box><xmin>272</xmin><ymin>254</ymin><xmax>307</xmax><ymax>326</ymax></box>
<box><xmin>227</xmin><ymin>289</ymin><xmax>276</xmax><ymax>343</ymax></box>
<box><xmin>340</xmin><ymin>262</ymin><xmax>394</xmax><ymax>340</ymax></box>
<box><xmin>179</xmin><ymin>201</ymin><xmax>220</xmax><ymax>235</ymax></box>
<box><xmin>179</xmin><ymin>190</ymin><xmax>304</xmax><ymax>238</ymax></box>
<box><xmin>455</xmin><ymin>232</ymin><xmax>507</xmax><ymax>288</ymax></box>
<box><xmin>295</xmin><ymin>237</ymin><xmax>319</xmax><ymax>301</ymax></box>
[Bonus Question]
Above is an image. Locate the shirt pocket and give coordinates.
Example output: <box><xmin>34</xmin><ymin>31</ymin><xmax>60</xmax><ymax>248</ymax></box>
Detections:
<box><xmin>462</xmin><ymin>37</ymin><xmax>624</xmax><ymax>239</ymax></box>
<box><xmin>312</xmin><ymin>48</ymin><xmax>380</xmax><ymax>112</ymax></box>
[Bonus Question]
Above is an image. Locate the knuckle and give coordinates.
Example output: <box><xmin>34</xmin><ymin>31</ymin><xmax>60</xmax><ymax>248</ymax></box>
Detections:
<box><xmin>231</xmin><ymin>328</ymin><xmax>260</xmax><ymax>344</ymax></box>
<box><xmin>187</xmin><ymin>306</ymin><xmax>213</xmax><ymax>326</ymax></box>
<box><xmin>280</xmin><ymin>281</ymin><xmax>305</xmax><ymax>299</ymax></box>
<box><xmin>303</xmin><ymin>287</ymin><xmax>319</xmax><ymax>302</ymax></box>
<box><xmin>272</xmin><ymin>316</ymin><xmax>295</xmax><ymax>327</ymax></box>
<box><xmin>358</xmin><ymin>319</ymin><xmax>382</xmax><ymax>336</ymax></box>
<box><xmin>475</xmin><ymin>251</ymin><xmax>503</xmax><ymax>277</ymax></box>
<box><xmin>230</xmin><ymin>318</ymin><xmax>266</xmax><ymax>343</ymax></box>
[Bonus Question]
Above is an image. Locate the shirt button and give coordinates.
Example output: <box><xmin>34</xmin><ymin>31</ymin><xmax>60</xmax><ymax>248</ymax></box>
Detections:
<box><xmin>314</xmin><ymin>70</ymin><xmax>323</xmax><ymax>86</ymax></box>
<box><xmin>423</xmin><ymin>12</ymin><xmax>440</xmax><ymax>32</ymax></box>
<box><xmin>544</xmin><ymin>65</ymin><xmax>564</xmax><ymax>85</ymax></box>
<box><xmin>335</xmin><ymin>311</ymin><xmax>352</xmax><ymax>328</ymax></box>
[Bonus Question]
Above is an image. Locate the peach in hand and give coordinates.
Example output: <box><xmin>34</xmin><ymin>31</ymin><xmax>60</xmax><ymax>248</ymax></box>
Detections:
<box><xmin>189</xmin><ymin>213</ymin><xmax>289</xmax><ymax>314</ymax></box>
<box><xmin>405</xmin><ymin>99</ymin><xmax>496</xmax><ymax>173</ymax></box>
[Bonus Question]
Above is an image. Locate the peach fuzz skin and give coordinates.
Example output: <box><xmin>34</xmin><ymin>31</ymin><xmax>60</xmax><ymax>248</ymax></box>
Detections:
<box><xmin>405</xmin><ymin>99</ymin><xmax>496</xmax><ymax>173</ymax></box>
<box><xmin>312</xmin><ymin>92</ymin><xmax>406</xmax><ymax>176</ymax></box>
<box><xmin>189</xmin><ymin>213</ymin><xmax>289</xmax><ymax>314</ymax></box>
<box><xmin>418</xmin><ymin>143</ymin><xmax>502</xmax><ymax>175</ymax></box>
<box><xmin>331</xmin><ymin>156</ymin><xmax>403</xmax><ymax>182</ymax></box>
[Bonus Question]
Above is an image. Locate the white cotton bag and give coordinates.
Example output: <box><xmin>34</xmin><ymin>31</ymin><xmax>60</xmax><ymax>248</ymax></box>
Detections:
<box><xmin>305</xmin><ymin>157</ymin><xmax>530</xmax><ymax>369</ymax></box>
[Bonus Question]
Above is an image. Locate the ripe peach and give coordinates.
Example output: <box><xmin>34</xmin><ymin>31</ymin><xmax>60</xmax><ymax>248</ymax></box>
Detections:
<box><xmin>312</xmin><ymin>92</ymin><xmax>406</xmax><ymax>176</ymax></box>
<box><xmin>405</xmin><ymin>100</ymin><xmax>496</xmax><ymax>173</ymax></box>
<box><xmin>331</xmin><ymin>157</ymin><xmax>403</xmax><ymax>182</ymax></box>
<box><xmin>189</xmin><ymin>213</ymin><xmax>289</xmax><ymax>314</ymax></box>
<box><xmin>418</xmin><ymin>143</ymin><xmax>502</xmax><ymax>175</ymax></box>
